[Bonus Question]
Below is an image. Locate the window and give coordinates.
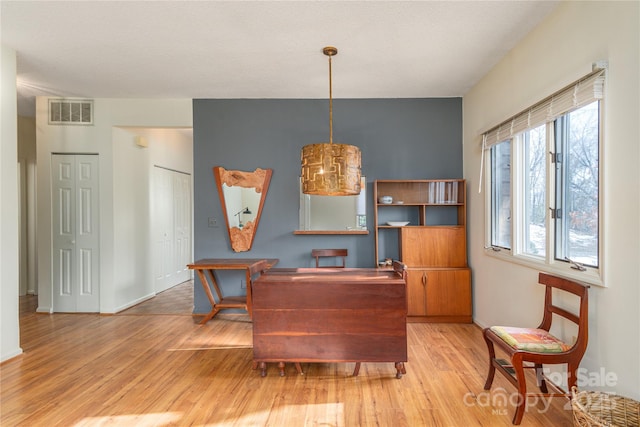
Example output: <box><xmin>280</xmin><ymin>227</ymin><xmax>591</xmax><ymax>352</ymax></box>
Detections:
<box><xmin>523</xmin><ymin>125</ymin><xmax>547</xmax><ymax>257</ymax></box>
<box><xmin>482</xmin><ymin>69</ymin><xmax>604</xmax><ymax>284</ymax></box>
<box><xmin>554</xmin><ymin>102</ymin><xmax>599</xmax><ymax>267</ymax></box>
<box><xmin>490</xmin><ymin>140</ymin><xmax>511</xmax><ymax>249</ymax></box>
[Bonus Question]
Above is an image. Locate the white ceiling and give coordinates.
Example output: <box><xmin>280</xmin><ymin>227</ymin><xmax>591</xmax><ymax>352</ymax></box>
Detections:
<box><xmin>2</xmin><ymin>1</ymin><xmax>559</xmax><ymax>117</ymax></box>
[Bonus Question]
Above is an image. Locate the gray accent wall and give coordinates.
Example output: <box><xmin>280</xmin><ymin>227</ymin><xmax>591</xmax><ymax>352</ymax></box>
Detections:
<box><xmin>192</xmin><ymin>98</ymin><xmax>462</xmax><ymax>313</ymax></box>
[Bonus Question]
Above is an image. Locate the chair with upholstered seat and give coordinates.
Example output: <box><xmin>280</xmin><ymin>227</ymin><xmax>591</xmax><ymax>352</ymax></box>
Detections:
<box><xmin>482</xmin><ymin>272</ymin><xmax>589</xmax><ymax>425</ymax></box>
<box><xmin>312</xmin><ymin>248</ymin><xmax>348</xmax><ymax>268</ymax></box>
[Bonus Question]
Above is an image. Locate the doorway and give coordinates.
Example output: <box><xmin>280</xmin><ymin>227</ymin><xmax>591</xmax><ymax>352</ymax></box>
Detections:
<box><xmin>153</xmin><ymin>165</ymin><xmax>191</xmax><ymax>293</ymax></box>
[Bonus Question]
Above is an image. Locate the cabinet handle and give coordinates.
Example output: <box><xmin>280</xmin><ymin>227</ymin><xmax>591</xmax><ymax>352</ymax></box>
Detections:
<box><xmin>422</xmin><ymin>272</ymin><xmax>428</xmax><ymax>311</ymax></box>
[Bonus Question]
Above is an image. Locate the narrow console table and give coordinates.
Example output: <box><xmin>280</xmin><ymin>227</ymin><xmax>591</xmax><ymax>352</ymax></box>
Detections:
<box><xmin>187</xmin><ymin>258</ymin><xmax>278</xmax><ymax>324</ymax></box>
<box><xmin>252</xmin><ymin>264</ymin><xmax>408</xmax><ymax>378</ymax></box>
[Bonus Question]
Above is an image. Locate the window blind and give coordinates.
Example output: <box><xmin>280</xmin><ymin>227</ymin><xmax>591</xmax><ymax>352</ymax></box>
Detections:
<box><xmin>477</xmin><ymin>67</ymin><xmax>606</xmax><ymax>193</ymax></box>
<box><xmin>482</xmin><ymin>68</ymin><xmax>606</xmax><ymax>148</ymax></box>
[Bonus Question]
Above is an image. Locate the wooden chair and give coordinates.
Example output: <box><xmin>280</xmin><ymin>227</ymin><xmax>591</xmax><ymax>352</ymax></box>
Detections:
<box><xmin>482</xmin><ymin>272</ymin><xmax>589</xmax><ymax>425</ymax></box>
<box><xmin>312</xmin><ymin>249</ymin><xmax>348</xmax><ymax>268</ymax></box>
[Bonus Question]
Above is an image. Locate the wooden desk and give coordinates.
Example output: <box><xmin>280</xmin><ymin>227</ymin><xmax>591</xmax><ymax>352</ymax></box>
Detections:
<box><xmin>187</xmin><ymin>258</ymin><xmax>278</xmax><ymax>324</ymax></box>
<box><xmin>252</xmin><ymin>266</ymin><xmax>408</xmax><ymax>378</ymax></box>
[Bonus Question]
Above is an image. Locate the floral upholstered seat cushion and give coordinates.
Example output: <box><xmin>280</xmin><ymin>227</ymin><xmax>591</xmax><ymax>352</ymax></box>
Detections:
<box><xmin>490</xmin><ymin>326</ymin><xmax>572</xmax><ymax>353</ymax></box>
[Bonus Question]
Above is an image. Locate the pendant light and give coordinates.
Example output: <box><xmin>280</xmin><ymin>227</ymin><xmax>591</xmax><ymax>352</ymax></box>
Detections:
<box><xmin>301</xmin><ymin>46</ymin><xmax>361</xmax><ymax>196</ymax></box>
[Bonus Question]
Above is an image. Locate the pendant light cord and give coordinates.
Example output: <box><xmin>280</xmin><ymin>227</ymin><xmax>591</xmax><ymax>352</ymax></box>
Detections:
<box><xmin>328</xmin><ymin>53</ymin><xmax>333</xmax><ymax>144</ymax></box>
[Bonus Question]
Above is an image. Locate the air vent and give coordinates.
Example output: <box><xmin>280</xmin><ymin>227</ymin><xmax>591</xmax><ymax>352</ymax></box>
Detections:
<box><xmin>49</xmin><ymin>99</ymin><xmax>93</xmax><ymax>125</ymax></box>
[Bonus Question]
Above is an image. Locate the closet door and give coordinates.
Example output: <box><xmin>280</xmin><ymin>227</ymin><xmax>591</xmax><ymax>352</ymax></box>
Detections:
<box><xmin>153</xmin><ymin>166</ymin><xmax>191</xmax><ymax>293</ymax></box>
<box><xmin>153</xmin><ymin>166</ymin><xmax>173</xmax><ymax>291</ymax></box>
<box><xmin>51</xmin><ymin>154</ymin><xmax>100</xmax><ymax>312</ymax></box>
<box><xmin>173</xmin><ymin>171</ymin><xmax>191</xmax><ymax>283</ymax></box>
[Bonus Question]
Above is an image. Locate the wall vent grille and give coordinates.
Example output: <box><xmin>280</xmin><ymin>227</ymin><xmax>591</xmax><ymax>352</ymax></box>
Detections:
<box><xmin>49</xmin><ymin>99</ymin><xmax>93</xmax><ymax>125</ymax></box>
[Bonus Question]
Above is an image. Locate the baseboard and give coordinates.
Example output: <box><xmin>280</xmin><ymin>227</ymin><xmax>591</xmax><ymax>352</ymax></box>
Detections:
<box><xmin>111</xmin><ymin>292</ymin><xmax>156</xmax><ymax>314</ymax></box>
<box><xmin>473</xmin><ymin>318</ymin><xmax>489</xmax><ymax>329</ymax></box>
<box><xmin>0</xmin><ymin>348</ymin><xmax>24</xmax><ymax>364</ymax></box>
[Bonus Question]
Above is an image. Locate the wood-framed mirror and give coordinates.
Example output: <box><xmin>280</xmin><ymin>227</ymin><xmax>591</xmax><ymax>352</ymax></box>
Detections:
<box><xmin>214</xmin><ymin>166</ymin><xmax>272</xmax><ymax>252</ymax></box>
<box><xmin>294</xmin><ymin>176</ymin><xmax>368</xmax><ymax>235</ymax></box>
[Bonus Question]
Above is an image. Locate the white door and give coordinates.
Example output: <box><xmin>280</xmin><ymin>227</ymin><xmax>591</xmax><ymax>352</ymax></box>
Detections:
<box><xmin>153</xmin><ymin>166</ymin><xmax>191</xmax><ymax>293</ymax></box>
<box><xmin>173</xmin><ymin>172</ymin><xmax>191</xmax><ymax>283</ymax></box>
<box><xmin>51</xmin><ymin>154</ymin><xmax>100</xmax><ymax>312</ymax></box>
<box><xmin>153</xmin><ymin>166</ymin><xmax>173</xmax><ymax>291</ymax></box>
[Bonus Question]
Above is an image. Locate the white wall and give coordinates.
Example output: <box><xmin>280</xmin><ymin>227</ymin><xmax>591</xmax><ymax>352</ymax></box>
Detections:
<box><xmin>1</xmin><ymin>45</ymin><xmax>22</xmax><ymax>361</ymax></box>
<box><xmin>463</xmin><ymin>1</ymin><xmax>639</xmax><ymax>398</ymax></box>
<box><xmin>36</xmin><ymin>98</ymin><xmax>192</xmax><ymax>314</ymax></box>
<box><xmin>112</xmin><ymin>126</ymin><xmax>193</xmax><ymax>311</ymax></box>
<box><xmin>17</xmin><ymin>116</ymin><xmax>37</xmax><ymax>296</ymax></box>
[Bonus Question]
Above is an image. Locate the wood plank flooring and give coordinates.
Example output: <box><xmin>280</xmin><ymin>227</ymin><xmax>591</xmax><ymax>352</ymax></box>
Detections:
<box><xmin>1</xmin><ymin>283</ymin><xmax>574</xmax><ymax>426</ymax></box>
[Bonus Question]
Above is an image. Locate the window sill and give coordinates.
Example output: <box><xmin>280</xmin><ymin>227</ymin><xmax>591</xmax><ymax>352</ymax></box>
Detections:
<box><xmin>484</xmin><ymin>249</ymin><xmax>604</xmax><ymax>287</ymax></box>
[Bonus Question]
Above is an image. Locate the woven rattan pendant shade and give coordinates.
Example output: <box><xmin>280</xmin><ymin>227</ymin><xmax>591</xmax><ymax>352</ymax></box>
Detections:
<box><xmin>301</xmin><ymin>46</ymin><xmax>361</xmax><ymax>196</ymax></box>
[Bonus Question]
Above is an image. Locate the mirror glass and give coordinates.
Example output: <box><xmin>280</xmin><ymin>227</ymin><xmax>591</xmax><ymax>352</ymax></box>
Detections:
<box><xmin>298</xmin><ymin>177</ymin><xmax>367</xmax><ymax>232</ymax></box>
<box><xmin>214</xmin><ymin>167</ymin><xmax>272</xmax><ymax>252</ymax></box>
<box><xmin>221</xmin><ymin>185</ymin><xmax>261</xmax><ymax>229</ymax></box>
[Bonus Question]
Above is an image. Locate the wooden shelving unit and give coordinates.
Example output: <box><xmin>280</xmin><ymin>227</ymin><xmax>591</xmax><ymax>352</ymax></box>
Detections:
<box><xmin>374</xmin><ymin>179</ymin><xmax>471</xmax><ymax>323</ymax></box>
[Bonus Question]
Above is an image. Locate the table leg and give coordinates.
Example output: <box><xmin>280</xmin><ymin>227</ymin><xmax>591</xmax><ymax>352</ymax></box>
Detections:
<box><xmin>259</xmin><ymin>362</ymin><xmax>267</xmax><ymax>377</ymax></box>
<box><xmin>245</xmin><ymin>269</ymin><xmax>253</xmax><ymax>319</ymax></box>
<box><xmin>395</xmin><ymin>362</ymin><xmax>406</xmax><ymax>379</ymax></box>
<box><xmin>278</xmin><ymin>362</ymin><xmax>286</xmax><ymax>377</ymax></box>
<box><xmin>195</xmin><ymin>269</ymin><xmax>220</xmax><ymax>324</ymax></box>
<box><xmin>206</xmin><ymin>269</ymin><xmax>224</xmax><ymax>301</ymax></box>
<box><xmin>199</xmin><ymin>307</ymin><xmax>221</xmax><ymax>325</ymax></box>
<box><xmin>352</xmin><ymin>362</ymin><xmax>361</xmax><ymax>376</ymax></box>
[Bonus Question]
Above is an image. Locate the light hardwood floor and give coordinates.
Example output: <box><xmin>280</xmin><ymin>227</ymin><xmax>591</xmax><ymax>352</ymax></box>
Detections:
<box><xmin>1</xmin><ymin>282</ymin><xmax>574</xmax><ymax>426</ymax></box>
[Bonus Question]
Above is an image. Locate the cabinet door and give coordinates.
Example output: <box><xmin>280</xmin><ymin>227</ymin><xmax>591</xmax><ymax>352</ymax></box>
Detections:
<box><xmin>406</xmin><ymin>269</ymin><xmax>471</xmax><ymax>319</ymax></box>
<box><xmin>400</xmin><ymin>227</ymin><xmax>467</xmax><ymax>267</ymax></box>
<box><xmin>425</xmin><ymin>269</ymin><xmax>471</xmax><ymax>317</ymax></box>
<box><xmin>406</xmin><ymin>270</ymin><xmax>429</xmax><ymax>316</ymax></box>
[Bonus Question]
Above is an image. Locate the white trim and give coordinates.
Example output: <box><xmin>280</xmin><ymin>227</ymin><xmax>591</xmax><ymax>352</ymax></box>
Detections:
<box><xmin>110</xmin><ymin>292</ymin><xmax>156</xmax><ymax>314</ymax></box>
<box><xmin>484</xmin><ymin>249</ymin><xmax>603</xmax><ymax>287</ymax></box>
